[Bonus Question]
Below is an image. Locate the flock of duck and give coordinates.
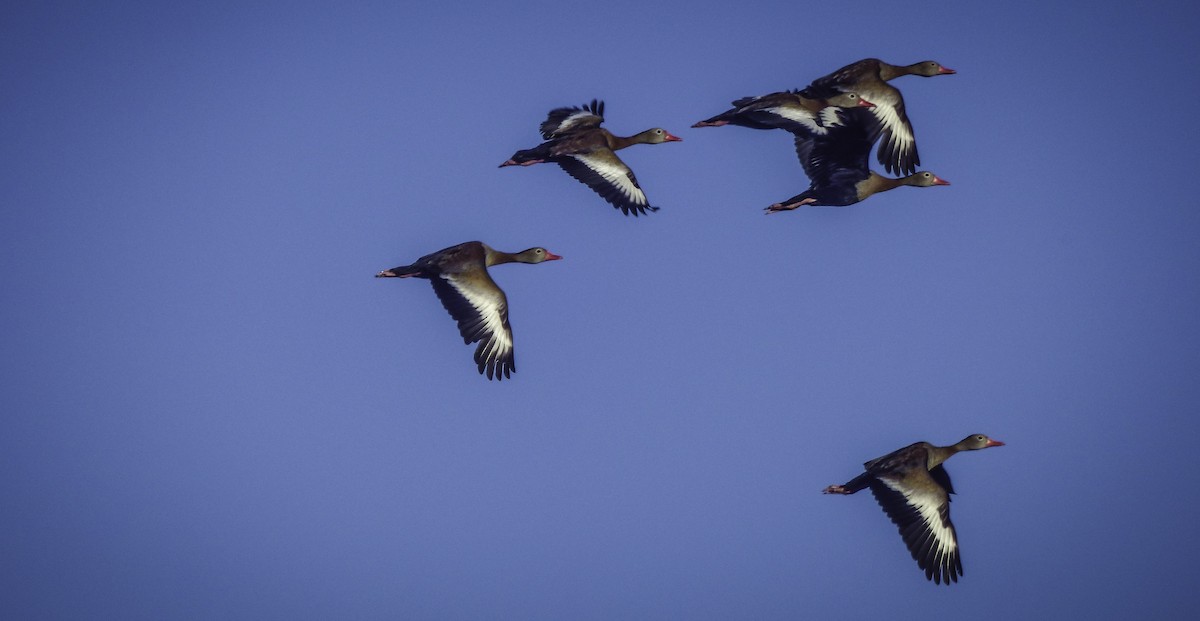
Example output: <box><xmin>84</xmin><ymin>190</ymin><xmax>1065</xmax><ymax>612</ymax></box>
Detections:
<box><xmin>376</xmin><ymin>58</ymin><xmax>1002</xmax><ymax>585</ymax></box>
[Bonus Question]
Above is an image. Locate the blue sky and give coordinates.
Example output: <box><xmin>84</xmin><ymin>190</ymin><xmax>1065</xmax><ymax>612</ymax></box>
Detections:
<box><xmin>3</xmin><ymin>1</ymin><xmax>1199</xmax><ymax>619</ymax></box>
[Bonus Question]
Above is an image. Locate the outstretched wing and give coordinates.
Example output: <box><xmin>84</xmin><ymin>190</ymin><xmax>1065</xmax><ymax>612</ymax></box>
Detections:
<box><xmin>540</xmin><ymin>99</ymin><xmax>605</xmax><ymax>139</ymax></box>
<box><xmin>868</xmin><ymin>93</ymin><xmax>918</xmax><ymax>176</ymax></box>
<box><xmin>747</xmin><ymin>92</ymin><xmax>846</xmax><ymax>136</ymax></box>
<box><xmin>556</xmin><ymin>149</ymin><xmax>658</xmax><ymax>216</ymax></box>
<box><xmin>428</xmin><ymin>273</ymin><xmax>515</xmax><ymax>380</ymax></box>
<box><xmin>795</xmin><ymin>120</ymin><xmax>873</xmax><ymax>189</ymax></box>
<box><xmin>868</xmin><ymin>472</ymin><xmax>962</xmax><ymax>585</ymax></box>
<box><xmin>802</xmin><ymin>59</ymin><xmax>919</xmax><ymax>176</ymax></box>
<box><xmin>822</xmin><ymin>86</ymin><xmax>917</xmax><ymax>177</ymax></box>
<box><xmin>705</xmin><ymin>91</ymin><xmax>845</xmax><ymax>136</ymax></box>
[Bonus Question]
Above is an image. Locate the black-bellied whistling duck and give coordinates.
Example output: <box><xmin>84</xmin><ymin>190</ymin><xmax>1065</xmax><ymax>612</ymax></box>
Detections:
<box><xmin>765</xmin><ymin>119</ymin><xmax>949</xmax><ymax>212</ymax></box>
<box><xmin>500</xmin><ymin>100</ymin><xmax>681</xmax><ymax>217</ymax></box>
<box><xmin>800</xmin><ymin>59</ymin><xmax>955</xmax><ymax>176</ymax></box>
<box><xmin>375</xmin><ymin>241</ymin><xmax>561</xmax><ymax>380</ymax></box>
<box><xmin>823</xmin><ymin>434</ymin><xmax>1004</xmax><ymax>585</ymax></box>
<box><xmin>692</xmin><ymin>91</ymin><xmax>873</xmax><ymax>136</ymax></box>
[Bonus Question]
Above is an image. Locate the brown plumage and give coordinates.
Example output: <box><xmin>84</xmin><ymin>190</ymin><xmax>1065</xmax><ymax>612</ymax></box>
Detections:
<box><xmin>500</xmin><ymin>100</ymin><xmax>681</xmax><ymax>216</ymax></box>
<box><xmin>376</xmin><ymin>241</ymin><xmax>561</xmax><ymax>380</ymax></box>
<box><xmin>823</xmin><ymin>434</ymin><xmax>1004</xmax><ymax>585</ymax></box>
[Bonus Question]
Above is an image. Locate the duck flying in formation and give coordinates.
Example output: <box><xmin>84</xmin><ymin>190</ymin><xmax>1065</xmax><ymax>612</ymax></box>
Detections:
<box><xmin>799</xmin><ymin>58</ymin><xmax>955</xmax><ymax>176</ymax></box>
<box><xmin>500</xmin><ymin>100</ymin><xmax>682</xmax><ymax>216</ymax></box>
<box><xmin>375</xmin><ymin>62</ymin><xmax>1008</xmax><ymax>585</ymax></box>
<box><xmin>692</xmin><ymin>90</ymin><xmax>874</xmax><ymax>136</ymax></box>
<box><xmin>376</xmin><ymin>241</ymin><xmax>561</xmax><ymax>380</ymax></box>
<box><xmin>823</xmin><ymin>434</ymin><xmax>1004</xmax><ymax>585</ymax></box>
<box><xmin>766</xmin><ymin>118</ymin><xmax>949</xmax><ymax>212</ymax></box>
<box><xmin>390</xmin><ymin>60</ymin><xmax>956</xmax><ymax>379</ymax></box>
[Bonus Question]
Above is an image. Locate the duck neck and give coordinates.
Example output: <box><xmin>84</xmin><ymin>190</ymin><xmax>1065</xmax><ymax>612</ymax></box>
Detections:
<box><xmin>858</xmin><ymin>172</ymin><xmax>902</xmax><ymax>199</ymax></box>
<box><xmin>875</xmin><ymin>61</ymin><xmax>906</xmax><ymax>81</ymax></box>
<box><xmin>926</xmin><ymin>444</ymin><xmax>960</xmax><ymax>469</ymax></box>
<box><xmin>484</xmin><ymin>247</ymin><xmax>514</xmax><ymax>267</ymax></box>
<box><xmin>608</xmin><ymin>130</ymin><xmax>654</xmax><ymax>151</ymax></box>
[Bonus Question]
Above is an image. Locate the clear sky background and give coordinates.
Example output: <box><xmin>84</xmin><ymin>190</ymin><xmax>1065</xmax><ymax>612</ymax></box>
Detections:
<box><xmin>3</xmin><ymin>1</ymin><xmax>1199</xmax><ymax>619</ymax></box>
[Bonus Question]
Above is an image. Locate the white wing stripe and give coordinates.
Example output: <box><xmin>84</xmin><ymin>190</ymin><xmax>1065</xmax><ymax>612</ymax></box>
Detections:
<box><xmin>882</xmin><ymin>478</ymin><xmax>956</xmax><ymax>561</ymax></box>
<box><xmin>443</xmin><ymin>275</ymin><xmax>512</xmax><ymax>355</ymax></box>
<box><xmin>571</xmin><ymin>153</ymin><xmax>648</xmax><ymax>205</ymax></box>
<box><xmin>765</xmin><ymin>107</ymin><xmax>822</xmax><ymax>134</ymax></box>
<box><xmin>872</xmin><ymin>104</ymin><xmax>914</xmax><ymax>154</ymax></box>
<box><xmin>819</xmin><ymin>106</ymin><xmax>843</xmax><ymax>128</ymax></box>
<box><xmin>550</xmin><ymin>111</ymin><xmax>601</xmax><ymax>137</ymax></box>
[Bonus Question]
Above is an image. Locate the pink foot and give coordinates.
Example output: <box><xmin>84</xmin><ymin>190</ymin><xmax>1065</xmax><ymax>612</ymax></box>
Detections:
<box><xmin>766</xmin><ymin>197</ymin><xmax>817</xmax><ymax>214</ymax></box>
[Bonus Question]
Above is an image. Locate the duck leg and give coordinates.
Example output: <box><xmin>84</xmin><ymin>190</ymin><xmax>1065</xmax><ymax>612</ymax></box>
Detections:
<box><xmin>500</xmin><ymin>144</ymin><xmax>552</xmax><ymax>167</ymax></box>
<box><xmin>823</xmin><ymin>472</ymin><xmax>871</xmax><ymax>495</ymax></box>
<box><xmin>766</xmin><ymin>197</ymin><xmax>817</xmax><ymax>213</ymax></box>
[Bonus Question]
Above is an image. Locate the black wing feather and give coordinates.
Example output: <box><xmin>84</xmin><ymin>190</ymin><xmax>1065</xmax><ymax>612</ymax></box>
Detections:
<box><xmin>555</xmin><ymin>157</ymin><xmax>659</xmax><ymax>217</ymax></box>
<box><xmin>539</xmin><ymin>99</ymin><xmax>605</xmax><ymax>139</ymax></box>
<box><xmin>868</xmin><ymin>480</ymin><xmax>962</xmax><ymax>585</ymax></box>
<box><xmin>428</xmin><ymin>278</ymin><xmax>514</xmax><ymax>380</ymax></box>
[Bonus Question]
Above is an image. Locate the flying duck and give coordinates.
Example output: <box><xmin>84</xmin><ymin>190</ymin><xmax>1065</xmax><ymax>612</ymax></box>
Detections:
<box><xmin>692</xmin><ymin>90</ymin><xmax>874</xmax><ymax>136</ymax></box>
<box><xmin>823</xmin><ymin>434</ymin><xmax>1004</xmax><ymax>585</ymax></box>
<box><xmin>500</xmin><ymin>100</ymin><xmax>681</xmax><ymax>216</ymax></box>
<box><xmin>765</xmin><ymin>118</ymin><xmax>949</xmax><ymax>212</ymax></box>
<box><xmin>800</xmin><ymin>58</ymin><xmax>955</xmax><ymax>176</ymax></box>
<box><xmin>376</xmin><ymin>241</ymin><xmax>561</xmax><ymax>380</ymax></box>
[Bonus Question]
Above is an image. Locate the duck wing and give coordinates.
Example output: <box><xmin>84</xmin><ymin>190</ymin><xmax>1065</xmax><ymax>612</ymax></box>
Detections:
<box><xmin>722</xmin><ymin>91</ymin><xmax>844</xmax><ymax>135</ymax></box>
<box><xmin>428</xmin><ymin>270</ymin><xmax>515</xmax><ymax>380</ymax></box>
<box><xmin>556</xmin><ymin>148</ymin><xmax>658</xmax><ymax>216</ymax></box>
<box><xmin>796</xmin><ymin>118</ymin><xmax>873</xmax><ymax>188</ymax></box>
<box><xmin>866</xmin><ymin>446</ymin><xmax>962</xmax><ymax>585</ymax></box>
<box><xmin>540</xmin><ymin>99</ymin><xmax>605</xmax><ymax>139</ymax></box>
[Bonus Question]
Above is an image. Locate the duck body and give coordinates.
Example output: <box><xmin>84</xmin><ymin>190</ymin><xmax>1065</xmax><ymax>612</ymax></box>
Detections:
<box><xmin>500</xmin><ymin>100</ymin><xmax>681</xmax><ymax>217</ymax></box>
<box><xmin>692</xmin><ymin>91</ymin><xmax>872</xmax><ymax>136</ymax></box>
<box><xmin>376</xmin><ymin>241</ymin><xmax>561</xmax><ymax>380</ymax></box>
<box><xmin>823</xmin><ymin>434</ymin><xmax>1004</xmax><ymax>585</ymax></box>
<box><xmin>767</xmin><ymin>169</ymin><xmax>950</xmax><ymax>211</ymax></box>
<box><xmin>765</xmin><ymin>119</ymin><xmax>949</xmax><ymax>212</ymax></box>
<box><xmin>800</xmin><ymin>58</ymin><xmax>955</xmax><ymax>176</ymax></box>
